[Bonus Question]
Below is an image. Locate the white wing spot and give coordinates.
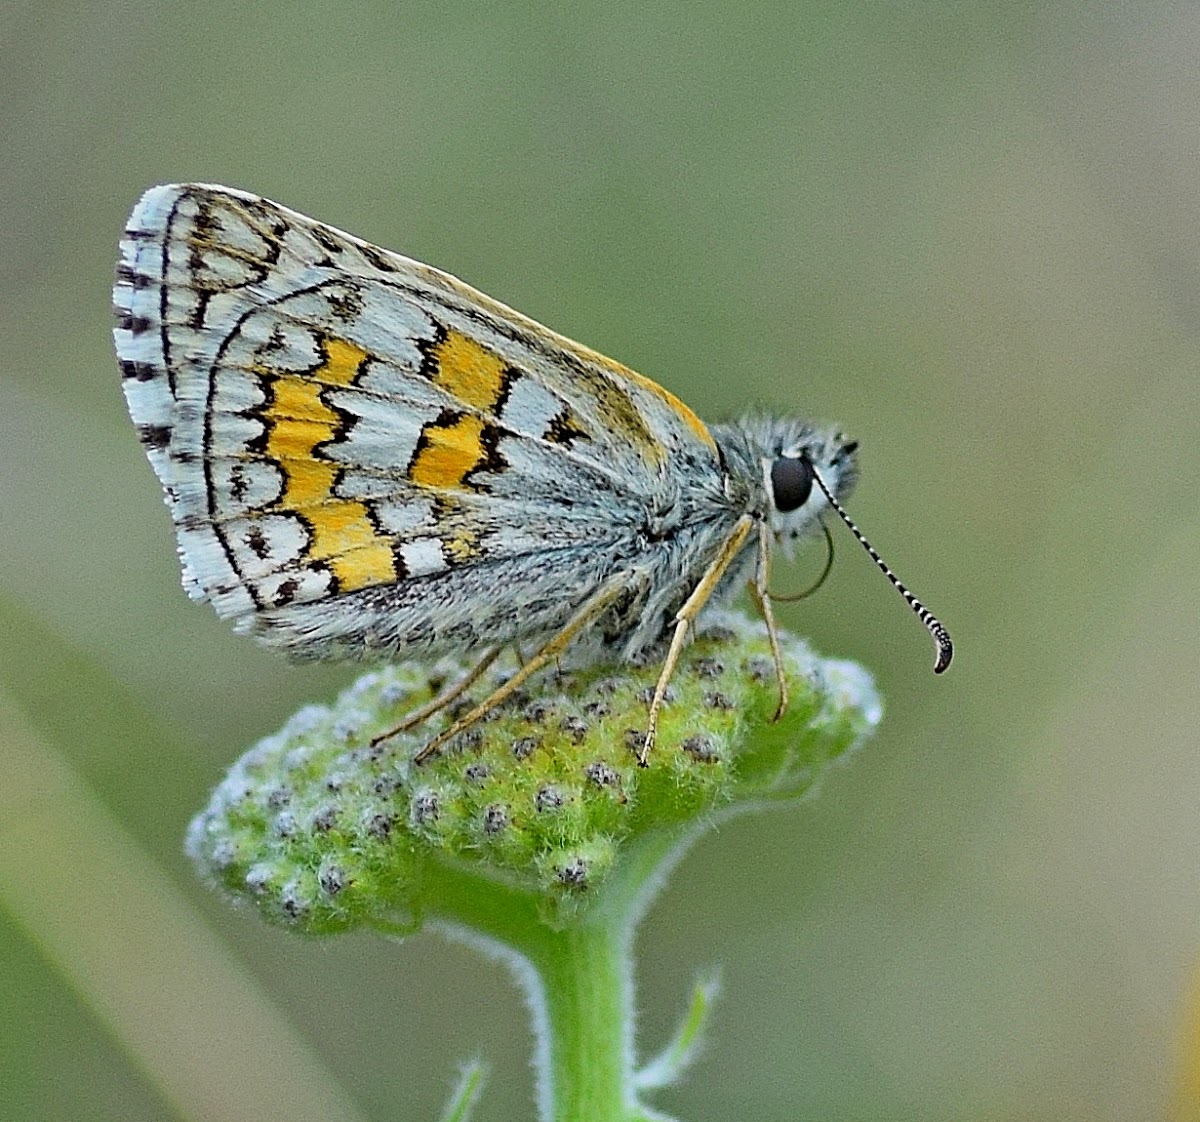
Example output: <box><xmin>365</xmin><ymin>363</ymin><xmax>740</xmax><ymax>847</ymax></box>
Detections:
<box><xmin>210</xmin><ymin>460</ymin><xmax>285</xmax><ymax>513</ymax></box>
<box><xmin>227</xmin><ymin>514</ymin><xmax>309</xmax><ymax>577</ymax></box>
<box><xmin>398</xmin><ymin>538</ymin><xmax>447</xmax><ymax>577</ymax></box>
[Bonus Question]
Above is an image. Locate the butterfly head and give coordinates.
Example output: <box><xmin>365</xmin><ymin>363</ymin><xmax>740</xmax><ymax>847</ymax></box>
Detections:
<box><xmin>717</xmin><ymin>415</ymin><xmax>952</xmax><ymax>674</ymax></box>
<box><xmin>718</xmin><ymin>418</ymin><xmax>859</xmax><ymax>556</ymax></box>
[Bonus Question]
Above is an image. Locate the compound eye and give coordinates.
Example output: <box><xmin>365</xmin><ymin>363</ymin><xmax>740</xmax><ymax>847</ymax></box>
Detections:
<box><xmin>770</xmin><ymin>455</ymin><xmax>813</xmax><ymax>513</ymax></box>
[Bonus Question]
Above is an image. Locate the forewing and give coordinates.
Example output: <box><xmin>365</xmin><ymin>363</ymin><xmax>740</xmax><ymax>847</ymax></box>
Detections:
<box><xmin>113</xmin><ymin>184</ymin><xmax>715</xmax><ymax>645</ymax></box>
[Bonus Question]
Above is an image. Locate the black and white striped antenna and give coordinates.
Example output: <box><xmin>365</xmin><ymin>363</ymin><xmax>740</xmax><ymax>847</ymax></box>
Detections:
<box><xmin>807</xmin><ymin>460</ymin><xmax>953</xmax><ymax>674</ymax></box>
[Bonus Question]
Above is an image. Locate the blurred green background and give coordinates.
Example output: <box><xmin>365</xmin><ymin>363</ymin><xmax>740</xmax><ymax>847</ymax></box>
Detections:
<box><xmin>3</xmin><ymin>2</ymin><xmax>1198</xmax><ymax>1119</ymax></box>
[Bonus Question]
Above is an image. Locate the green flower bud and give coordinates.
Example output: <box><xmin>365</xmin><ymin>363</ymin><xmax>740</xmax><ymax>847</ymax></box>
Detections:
<box><xmin>187</xmin><ymin>612</ymin><xmax>880</xmax><ymax>935</ymax></box>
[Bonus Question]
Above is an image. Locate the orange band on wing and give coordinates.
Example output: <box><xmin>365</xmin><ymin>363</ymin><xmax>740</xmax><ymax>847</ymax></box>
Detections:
<box><xmin>262</xmin><ymin>337</ymin><xmax>397</xmax><ymax>592</ymax></box>
<box><xmin>427</xmin><ymin>328</ymin><xmax>511</xmax><ymax>412</ymax></box>
<box><xmin>408</xmin><ymin>413</ymin><xmax>488</xmax><ymax>490</ymax></box>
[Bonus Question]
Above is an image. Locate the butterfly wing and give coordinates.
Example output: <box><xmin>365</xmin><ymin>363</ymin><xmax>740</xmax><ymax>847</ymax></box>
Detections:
<box><xmin>114</xmin><ymin>184</ymin><xmax>720</xmax><ymax>657</ymax></box>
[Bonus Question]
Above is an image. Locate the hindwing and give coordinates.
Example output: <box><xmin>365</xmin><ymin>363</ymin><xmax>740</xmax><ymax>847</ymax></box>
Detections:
<box><xmin>114</xmin><ymin>184</ymin><xmax>719</xmax><ymax>648</ymax></box>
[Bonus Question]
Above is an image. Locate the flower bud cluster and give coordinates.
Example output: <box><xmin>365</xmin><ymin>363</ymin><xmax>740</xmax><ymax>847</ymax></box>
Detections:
<box><xmin>187</xmin><ymin>612</ymin><xmax>880</xmax><ymax>934</ymax></box>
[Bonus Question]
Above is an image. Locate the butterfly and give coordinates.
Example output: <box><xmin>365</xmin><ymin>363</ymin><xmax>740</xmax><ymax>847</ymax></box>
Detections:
<box><xmin>114</xmin><ymin>184</ymin><xmax>950</xmax><ymax>764</ymax></box>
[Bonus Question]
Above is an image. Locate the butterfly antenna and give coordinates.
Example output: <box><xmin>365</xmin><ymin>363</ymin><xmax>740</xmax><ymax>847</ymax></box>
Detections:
<box><xmin>807</xmin><ymin>461</ymin><xmax>953</xmax><ymax>674</ymax></box>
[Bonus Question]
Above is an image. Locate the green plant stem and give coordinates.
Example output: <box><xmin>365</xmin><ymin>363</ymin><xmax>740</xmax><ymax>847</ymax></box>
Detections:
<box><xmin>388</xmin><ymin>828</ymin><xmax>697</xmax><ymax>1122</ymax></box>
<box><xmin>523</xmin><ymin>918</ymin><xmax>635</xmax><ymax>1122</ymax></box>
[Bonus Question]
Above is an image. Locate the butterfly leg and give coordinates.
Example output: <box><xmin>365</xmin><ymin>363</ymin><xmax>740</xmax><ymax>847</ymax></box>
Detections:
<box><xmin>747</xmin><ymin>520</ymin><xmax>788</xmax><ymax>723</ymax></box>
<box><xmin>371</xmin><ymin>646</ymin><xmax>503</xmax><ymax>748</ymax></box>
<box><xmin>638</xmin><ymin>514</ymin><xmax>757</xmax><ymax>766</ymax></box>
<box><xmin>412</xmin><ymin>571</ymin><xmax>633</xmax><ymax>764</ymax></box>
